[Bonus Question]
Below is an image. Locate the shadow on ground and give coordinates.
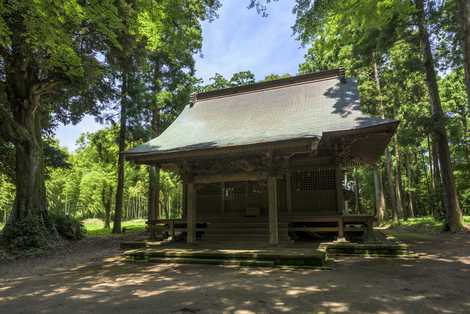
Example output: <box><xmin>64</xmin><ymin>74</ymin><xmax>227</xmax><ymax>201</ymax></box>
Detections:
<box><xmin>0</xmin><ymin>231</ymin><xmax>469</xmax><ymax>314</ymax></box>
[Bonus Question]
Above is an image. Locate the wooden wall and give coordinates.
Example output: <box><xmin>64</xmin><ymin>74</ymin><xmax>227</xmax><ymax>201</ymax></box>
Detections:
<box><xmin>290</xmin><ymin>168</ymin><xmax>337</xmax><ymax>214</ymax></box>
<box><xmin>193</xmin><ymin>166</ymin><xmax>339</xmax><ymax>220</ymax></box>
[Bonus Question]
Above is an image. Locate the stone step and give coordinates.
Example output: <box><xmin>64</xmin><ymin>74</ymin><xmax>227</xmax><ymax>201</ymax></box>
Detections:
<box><xmin>147</xmin><ymin>257</ymin><xmax>276</xmax><ymax>267</ymax></box>
<box><xmin>125</xmin><ymin>248</ymin><xmax>327</xmax><ymax>267</ymax></box>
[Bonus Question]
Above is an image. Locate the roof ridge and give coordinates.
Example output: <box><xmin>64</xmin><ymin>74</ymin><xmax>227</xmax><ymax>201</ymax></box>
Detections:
<box><xmin>195</xmin><ymin>68</ymin><xmax>345</xmax><ymax>102</ymax></box>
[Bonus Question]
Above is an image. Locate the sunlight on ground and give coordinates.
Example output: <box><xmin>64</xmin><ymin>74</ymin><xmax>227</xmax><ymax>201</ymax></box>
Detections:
<box><xmin>465</xmin><ymin>216</ymin><xmax>470</xmax><ymax>225</ymax></box>
<box><xmin>0</xmin><ymin>223</ymin><xmax>3</xmax><ymax>232</ymax></box>
<box><xmin>388</xmin><ymin>215</ymin><xmax>470</xmax><ymax>234</ymax></box>
<box><xmin>82</xmin><ymin>218</ymin><xmax>146</xmax><ymax>236</ymax></box>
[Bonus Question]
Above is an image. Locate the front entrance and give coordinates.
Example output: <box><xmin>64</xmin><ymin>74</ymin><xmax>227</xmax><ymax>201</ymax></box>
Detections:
<box><xmin>196</xmin><ymin>181</ymin><xmax>269</xmax><ymax>219</ymax></box>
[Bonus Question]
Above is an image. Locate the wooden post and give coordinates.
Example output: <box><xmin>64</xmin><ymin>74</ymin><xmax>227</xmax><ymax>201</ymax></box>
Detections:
<box><xmin>338</xmin><ymin>216</ymin><xmax>344</xmax><ymax>239</ymax></box>
<box><xmin>182</xmin><ymin>182</ymin><xmax>187</xmax><ymax>219</ymax></box>
<box><xmin>336</xmin><ymin>164</ymin><xmax>346</xmax><ymax>241</ymax></box>
<box><xmin>186</xmin><ymin>182</ymin><xmax>196</xmax><ymax>244</ymax></box>
<box><xmin>286</xmin><ymin>172</ymin><xmax>293</xmax><ymax>215</ymax></box>
<box><xmin>335</xmin><ymin>165</ymin><xmax>345</xmax><ymax>214</ymax></box>
<box><xmin>170</xmin><ymin>220</ymin><xmax>175</xmax><ymax>238</ymax></box>
<box><xmin>220</xmin><ymin>182</ymin><xmax>225</xmax><ymax>214</ymax></box>
<box><xmin>268</xmin><ymin>176</ymin><xmax>279</xmax><ymax>245</ymax></box>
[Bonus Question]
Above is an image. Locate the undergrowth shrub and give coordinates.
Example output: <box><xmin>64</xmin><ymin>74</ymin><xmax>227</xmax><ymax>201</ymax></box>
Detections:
<box><xmin>1</xmin><ymin>215</ymin><xmax>51</xmax><ymax>252</ymax></box>
<box><xmin>49</xmin><ymin>213</ymin><xmax>85</xmax><ymax>240</ymax></box>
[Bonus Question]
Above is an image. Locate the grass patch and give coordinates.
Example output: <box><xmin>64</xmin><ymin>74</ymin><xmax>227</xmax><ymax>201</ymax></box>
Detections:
<box><xmin>386</xmin><ymin>215</ymin><xmax>470</xmax><ymax>241</ymax></box>
<box><xmin>0</xmin><ymin>222</ymin><xmax>4</xmax><ymax>232</ymax></box>
<box><xmin>82</xmin><ymin>218</ymin><xmax>146</xmax><ymax>237</ymax></box>
<box><xmin>397</xmin><ymin>216</ymin><xmax>444</xmax><ymax>233</ymax></box>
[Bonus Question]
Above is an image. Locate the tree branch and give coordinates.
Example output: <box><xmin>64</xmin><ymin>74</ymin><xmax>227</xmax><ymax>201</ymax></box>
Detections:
<box><xmin>0</xmin><ymin>102</ymin><xmax>30</xmax><ymax>142</ymax></box>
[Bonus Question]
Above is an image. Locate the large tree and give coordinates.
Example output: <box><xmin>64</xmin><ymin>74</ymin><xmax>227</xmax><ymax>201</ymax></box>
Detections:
<box><xmin>110</xmin><ymin>0</ymin><xmax>220</xmax><ymax>233</ymax></box>
<box><xmin>414</xmin><ymin>0</ymin><xmax>464</xmax><ymax>231</ymax></box>
<box><xmin>0</xmin><ymin>0</ymin><xmax>119</xmax><ymax>245</ymax></box>
<box><xmin>456</xmin><ymin>0</ymin><xmax>470</xmax><ymax>112</ymax></box>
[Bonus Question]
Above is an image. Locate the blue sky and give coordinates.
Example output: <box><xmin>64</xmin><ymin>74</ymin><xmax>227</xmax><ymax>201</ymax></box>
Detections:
<box><xmin>55</xmin><ymin>0</ymin><xmax>306</xmax><ymax>151</ymax></box>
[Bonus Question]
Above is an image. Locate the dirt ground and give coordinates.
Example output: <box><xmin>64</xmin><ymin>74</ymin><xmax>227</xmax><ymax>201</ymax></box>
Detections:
<box><xmin>0</xmin><ymin>231</ymin><xmax>469</xmax><ymax>314</ymax></box>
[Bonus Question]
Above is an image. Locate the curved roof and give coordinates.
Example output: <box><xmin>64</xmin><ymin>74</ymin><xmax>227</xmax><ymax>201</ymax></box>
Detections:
<box><xmin>126</xmin><ymin>69</ymin><xmax>397</xmax><ymax>160</ymax></box>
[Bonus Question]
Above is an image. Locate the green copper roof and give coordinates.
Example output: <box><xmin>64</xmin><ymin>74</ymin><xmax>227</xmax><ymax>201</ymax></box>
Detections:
<box><xmin>126</xmin><ymin>71</ymin><xmax>396</xmax><ymax>158</ymax></box>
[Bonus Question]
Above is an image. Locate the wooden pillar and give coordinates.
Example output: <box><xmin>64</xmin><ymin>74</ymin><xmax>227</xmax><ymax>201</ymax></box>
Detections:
<box><xmin>335</xmin><ymin>165</ymin><xmax>345</xmax><ymax>214</ymax></box>
<box><xmin>186</xmin><ymin>182</ymin><xmax>196</xmax><ymax>244</ymax></box>
<box><xmin>268</xmin><ymin>176</ymin><xmax>279</xmax><ymax>245</ymax></box>
<box><xmin>182</xmin><ymin>182</ymin><xmax>187</xmax><ymax>220</ymax></box>
<box><xmin>338</xmin><ymin>216</ymin><xmax>344</xmax><ymax>239</ymax></box>
<box><xmin>286</xmin><ymin>172</ymin><xmax>293</xmax><ymax>215</ymax></box>
<box><xmin>220</xmin><ymin>182</ymin><xmax>225</xmax><ymax>214</ymax></box>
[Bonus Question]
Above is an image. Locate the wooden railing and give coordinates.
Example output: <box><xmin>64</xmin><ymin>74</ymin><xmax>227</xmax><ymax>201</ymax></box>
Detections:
<box><xmin>287</xmin><ymin>215</ymin><xmax>374</xmax><ymax>239</ymax></box>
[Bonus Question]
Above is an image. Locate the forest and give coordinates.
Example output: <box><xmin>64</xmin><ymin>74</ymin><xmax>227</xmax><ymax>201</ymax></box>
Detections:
<box><xmin>0</xmin><ymin>0</ymin><xmax>469</xmax><ymax>252</ymax></box>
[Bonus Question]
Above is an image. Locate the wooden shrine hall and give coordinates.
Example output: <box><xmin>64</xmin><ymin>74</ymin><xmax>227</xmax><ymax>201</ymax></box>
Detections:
<box><xmin>125</xmin><ymin>68</ymin><xmax>398</xmax><ymax>245</ymax></box>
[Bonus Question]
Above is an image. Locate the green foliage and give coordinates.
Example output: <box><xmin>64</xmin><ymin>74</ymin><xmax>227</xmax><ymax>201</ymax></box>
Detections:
<box><xmin>82</xmin><ymin>218</ymin><xmax>146</xmax><ymax>236</ymax></box>
<box><xmin>45</xmin><ymin>125</ymin><xmax>184</xmax><ymax>224</ymax></box>
<box><xmin>201</xmin><ymin>71</ymin><xmax>257</xmax><ymax>91</ymax></box>
<box><xmin>263</xmin><ymin>73</ymin><xmax>291</xmax><ymax>81</ymax></box>
<box><xmin>0</xmin><ymin>0</ymin><xmax>220</xmax><ymax>246</ymax></box>
<box><xmin>0</xmin><ymin>174</ymin><xmax>14</xmax><ymax>224</ymax></box>
<box><xmin>394</xmin><ymin>216</ymin><xmax>445</xmax><ymax>233</ymax></box>
<box><xmin>49</xmin><ymin>213</ymin><xmax>85</xmax><ymax>240</ymax></box>
<box><xmin>1</xmin><ymin>216</ymin><xmax>52</xmax><ymax>252</ymax></box>
<box><xmin>293</xmin><ymin>0</ymin><xmax>470</xmax><ymax>220</ymax></box>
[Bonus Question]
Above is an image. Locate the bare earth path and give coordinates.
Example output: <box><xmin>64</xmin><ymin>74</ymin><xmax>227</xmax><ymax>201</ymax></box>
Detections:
<box><xmin>1</xmin><ymin>231</ymin><xmax>469</xmax><ymax>314</ymax></box>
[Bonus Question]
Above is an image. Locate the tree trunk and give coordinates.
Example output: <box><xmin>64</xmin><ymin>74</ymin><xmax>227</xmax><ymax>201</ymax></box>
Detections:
<box><xmin>147</xmin><ymin>59</ymin><xmax>162</xmax><ymax>239</ymax></box>
<box><xmin>394</xmin><ymin>141</ymin><xmax>405</xmax><ymax>219</ymax></box>
<box><xmin>427</xmin><ymin>135</ymin><xmax>437</xmax><ymax>214</ymax></box>
<box><xmin>371</xmin><ymin>60</ymin><xmax>387</xmax><ymax>222</ymax></box>
<box><xmin>147</xmin><ymin>106</ymin><xmax>161</xmax><ymax>239</ymax></box>
<box><xmin>373</xmin><ymin>164</ymin><xmax>386</xmax><ymax>224</ymax></box>
<box><xmin>405</xmin><ymin>156</ymin><xmax>415</xmax><ymax>218</ymax></box>
<box><xmin>385</xmin><ymin>148</ymin><xmax>399</xmax><ymax>223</ymax></box>
<box><xmin>103</xmin><ymin>185</ymin><xmax>113</xmax><ymax>229</ymax></box>
<box><xmin>112</xmin><ymin>71</ymin><xmax>129</xmax><ymax>234</ymax></box>
<box><xmin>2</xmin><ymin>89</ymin><xmax>53</xmax><ymax>244</ymax></box>
<box><xmin>415</xmin><ymin>0</ymin><xmax>464</xmax><ymax>231</ymax></box>
<box><xmin>457</xmin><ymin>0</ymin><xmax>470</xmax><ymax>113</ymax></box>
<box><xmin>10</xmin><ymin>122</ymin><xmax>46</xmax><ymax>222</ymax></box>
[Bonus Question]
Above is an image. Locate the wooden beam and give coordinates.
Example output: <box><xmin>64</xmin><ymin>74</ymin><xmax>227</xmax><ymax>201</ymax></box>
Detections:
<box><xmin>286</xmin><ymin>172</ymin><xmax>293</xmax><ymax>214</ymax></box>
<box><xmin>193</xmin><ymin>172</ymin><xmax>267</xmax><ymax>184</ymax></box>
<box><xmin>186</xmin><ymin>182</ymin><xmax>196</xmax><ymax>244</ymax></box>
<box><xmin>268</xmin><ymin>176</ymin><xmax>279</xmax><ymax>245</ymax></box>
<box><xmin>128</xmin><ymin>138</ymin><xmax>314</xmax><ymax>164</ymax></box>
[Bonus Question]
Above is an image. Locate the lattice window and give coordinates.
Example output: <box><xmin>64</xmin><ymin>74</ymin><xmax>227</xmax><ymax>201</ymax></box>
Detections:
<box><xmin>224</xmin><ymin>182</ymin><xmax>245</xmax><ymax>201</ymax></box>
<box><xmin>248</xmin><ymin>181</ymin><xmax>266</xmax><ymax>195</ymax></box>
<box><xmin>293</xmin><ymin>168</ymin><xmax>336</xmax><ymax>191</ymax></box>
